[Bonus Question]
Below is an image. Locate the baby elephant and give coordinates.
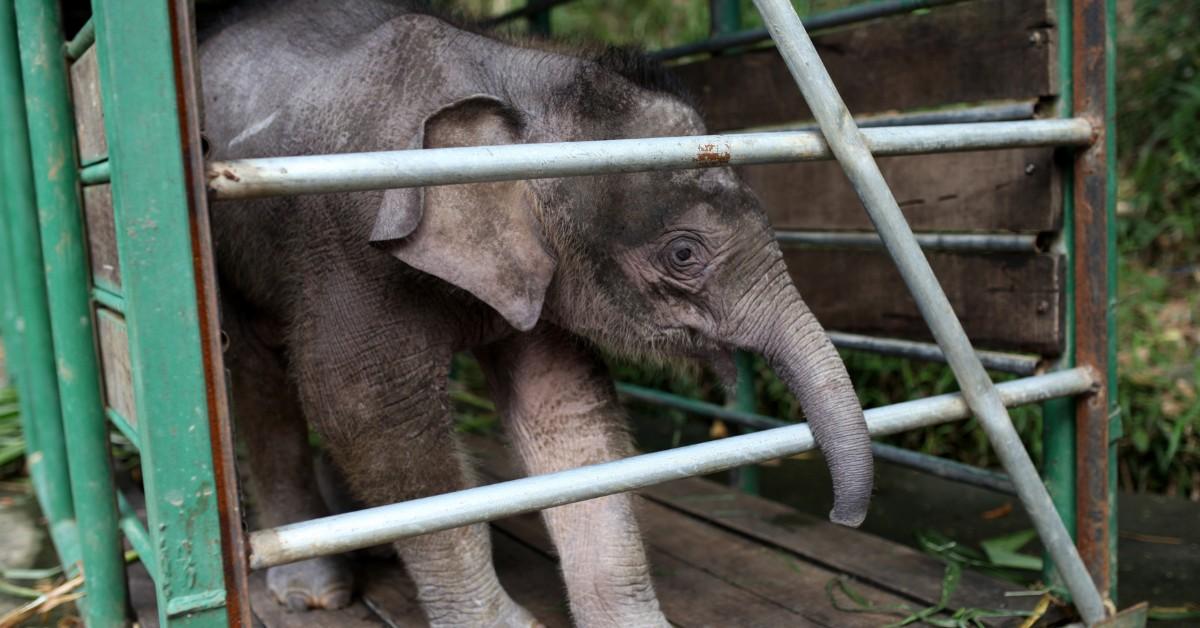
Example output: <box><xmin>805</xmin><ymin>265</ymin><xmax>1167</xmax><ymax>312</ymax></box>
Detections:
<box><xmin>200</xmin><ymin>1</ymin><xmax>872</xmax><ymax>626</ymax></box>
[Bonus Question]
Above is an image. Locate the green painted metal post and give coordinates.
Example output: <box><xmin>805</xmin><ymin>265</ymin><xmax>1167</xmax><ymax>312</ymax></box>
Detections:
<box><xmin>0</xmin><ymin>0</ymin><xmax>79</xmax><ymax>566</ymax></box>
<box><xmin>707</xmin><ymin>0</ymin><xmax>760</xmax><ymax>495</ymax></box>
<box><xmin>1041</xmin><ymin>0</ymin><xmax>1077</xmax><ymax>595</ymax></box>
<box><xmin>91</xmin><ymin>0</ymin><xmax>236</xmax><ymax>623</ymax></box>
<box><xmin>527</xmin><ymin>0</ymin><xmax>550</xmax><ymax>36</ymax></box>
<box><xmin>710</xmin><ymin>0</ymin><xmax>743</xmax><ymax>40</ymax></box>
<box><xmin>13</xmin><ymin>0</ymin><xmax>128</xmax><ymax>623</ymax></box>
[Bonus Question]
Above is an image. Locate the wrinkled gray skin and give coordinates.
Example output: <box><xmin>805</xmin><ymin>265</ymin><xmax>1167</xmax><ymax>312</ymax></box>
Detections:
<box><xmin>201</xmin><ymin>1</ymin><xmax>872</xmax><ymax>626</ymax></box>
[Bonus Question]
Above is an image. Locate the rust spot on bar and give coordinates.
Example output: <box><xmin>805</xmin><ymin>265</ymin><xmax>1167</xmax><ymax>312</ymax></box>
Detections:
<box><xmin>695</xmin><ymin>142</ymin><xmax>731</xmax><ymax>165</ymax></box>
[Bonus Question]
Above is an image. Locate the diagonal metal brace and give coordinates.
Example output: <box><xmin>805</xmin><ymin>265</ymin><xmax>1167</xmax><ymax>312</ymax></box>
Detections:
<box><xmin>749</xmin><ymin>0</ymin><xmax>1108</xmax><ymax>624</ymax></box>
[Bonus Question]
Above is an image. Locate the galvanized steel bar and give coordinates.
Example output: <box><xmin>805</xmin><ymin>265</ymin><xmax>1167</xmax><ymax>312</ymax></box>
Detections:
<box><xmin>248</xmin><ymin>368</ymin><xmax>1095</xmax><ymax>569</ymax></box>
<box><xmin>776</xmin><ymin>230</ymin><xmax>1040</xmax><ymax>254</ymax></box>
<box><xmin>13</xmin><ymin>0</ymin><xmax>127</xmax><ymax>623</ymax></box>
<box><xmin>622</xmin><ymin>382</ymin><xmax>1019</xmax><ymax>494</ymax></box>
<box><xmin>826</xmin><ymin>331</ymin><xmax>1041</xmax><ymax>375</ymax></box>
<box><xmin>750</xmin><ymin>0</ymin><xmax>1108</xmax><ymax>622</ymax></box>
<box><xmin>0</xmin><ymin>0</ymin><xmax>77</xmax><ymax>562</ymax></box>
<box><xmin>207</xmin><ymin>119</ymin><xmax>1093</xmax><ymax>200</ymax></box>
<box><xmin>653</xmin><ymin>0</ymin><xmax>967</xmax><ymax>61</ymax></box>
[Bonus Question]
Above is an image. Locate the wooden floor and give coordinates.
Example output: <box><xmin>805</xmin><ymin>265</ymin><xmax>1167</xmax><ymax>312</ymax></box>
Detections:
<box><xmin>134</xmin><ymin>435</ymin><xmax>1044</xmax><ymax>627</ymax></box>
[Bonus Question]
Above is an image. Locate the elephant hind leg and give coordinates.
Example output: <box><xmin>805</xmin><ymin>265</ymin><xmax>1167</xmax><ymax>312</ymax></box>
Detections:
<box><xmin>224</xmin><ymin>311</ymin><xmax>353</xmax><ymax>611</ymax></box>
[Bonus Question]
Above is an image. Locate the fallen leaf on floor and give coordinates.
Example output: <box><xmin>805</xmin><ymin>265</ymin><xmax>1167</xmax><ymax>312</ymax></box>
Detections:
<box><xmin>981</xmin><ymin>501</ymin><xmax>1013</xmax><ymax>520</ymax></box>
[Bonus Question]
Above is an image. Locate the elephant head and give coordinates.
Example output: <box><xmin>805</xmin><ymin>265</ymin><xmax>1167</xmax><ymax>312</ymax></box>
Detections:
<box><xmin>369</xmin><ymin>44</ymin><xmax>873</xmax><ymax>527</ymax></box>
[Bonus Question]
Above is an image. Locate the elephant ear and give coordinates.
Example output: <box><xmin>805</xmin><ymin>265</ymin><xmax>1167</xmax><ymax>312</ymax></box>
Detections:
<box><xmin>370</xmin><ymin>96</ymin><xmax>556</xmax><ymax>332</ymax></box>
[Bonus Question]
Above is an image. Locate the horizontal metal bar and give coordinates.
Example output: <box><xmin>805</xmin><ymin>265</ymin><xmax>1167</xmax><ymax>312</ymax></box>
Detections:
<box><xmin>91</xmin><ymin>285</ymin><xmax>124</xmax><ymax>312</ymax></box>
<box><xmin>483</xmin><ymin>0</ymin><xmax>576</xmax><ymax>25</ymax></box>
<box><xmin>248</xmin><ymin>367</ymin><xmax>1095</xmax><ymax>569</ymax></box>
<box><xmin>760</xmin><ymin>101</ymin><xmax>1037</xmax><ymax>134</ymax></box>
<box><xmin>616</xmin><ymin>382</ymin><xmax>786</xmax><ymax>430</ymax></box>
<box><xmin>621</xmin><ymin>380</ymin><xmax>1018</xmax><ymax>493</ymax></box>
<box><xmin>63</xmin><ymin>17</ymin><xmax>93</xmax><ymax>61</ymax></box>
<box><xmin>652</xmin><ymin>0</ymin><xmax>967</xmax><ymax>61</ymax></box>
<box><xmin>116</xmin><ymin>492</ymin><xmax>158</xmax><ymax>582</ymax></box>
<box><xmin>827</xmin><ymin>331</ymin><xmax>1042</xmax><ymax>375</ymax></box>
<box><xmin>106</xmin><ymin>408</ymin><xmax>138</xmax><ymax>450</ymax></box>
<box><xmin>776</xmin><ymin>230</ymin><xmax>1040</xmax><ymax>254</ymax></box>
<box><xmin>208</xmin><ymin>119</ymin><xmax>1093</xmax><ymax>200</ymax></box>
<box><xmin>870</xmin><ymin>442</ymin><xmax>1015</xmax><ymax>494</ymax></box>
<box><xmin>79</xmin><ymin>159</ymin><xmax>109</xmax><ymax>185</ymax></box>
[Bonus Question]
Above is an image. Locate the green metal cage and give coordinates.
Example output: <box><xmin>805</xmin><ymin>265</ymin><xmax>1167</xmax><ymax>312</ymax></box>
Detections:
<box><xmin>0</xmin><ymin>0</ymin><xmax>1118</xmax><ymax>625</ymax></box>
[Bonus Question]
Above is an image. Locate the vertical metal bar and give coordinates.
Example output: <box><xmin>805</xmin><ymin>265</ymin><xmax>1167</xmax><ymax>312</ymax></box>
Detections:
<box><xmin>13</xmin><ymin>0</ymin><xmax>127</xmax><ymax>624</ymax></box>
<box><xmin>749</xmin><ymin>0</ymin><xmax>1108</xmax><ymax>623</ymax></box>
<box><xmin>0</xmin><ymin>1</ymin><xmax>79</xmax><ymax>565</ymax></box>
<box><xmin>708</xmin><ymin>0</ymin><xmax>759</xmax><ymax>495</ymax></box>
<box><xmin>91</xmin><ymin>0</ymin><xmax>240</xmax><ymax>623</ymax></box>
<box><xmin>709</xmin><ymin>0</ymin><xmax>742</xmax><ymax>40</ymax></box>
<box><xmin>1072</xmin><ymin>0</ymin><xmax>1118</xmax><ymax>599</ymax></box>
<box><xmin>527</xmin><ymin>0</ymin><xmax>550</xmax><ymax>36</ymax></box>
<box><xmin>1042</xmin><ymin>0</ymin><xmax>1077</xmax><ymax>595</ymax></box>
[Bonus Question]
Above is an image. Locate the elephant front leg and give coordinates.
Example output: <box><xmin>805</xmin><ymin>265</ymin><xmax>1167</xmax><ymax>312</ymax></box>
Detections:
<box><xmin>477</xmin><ymin>328</ymin><xmax>669</xmax><ymax>628</ymax></box>
<box><xmin>291</xmin><ymin>319</ymin><xmax>540</xmax><ymax>627</ymax></box>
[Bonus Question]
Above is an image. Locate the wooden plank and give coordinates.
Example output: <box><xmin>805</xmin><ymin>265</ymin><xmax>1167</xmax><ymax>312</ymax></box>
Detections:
<box><xmin>789</xmin><ymin>249</ymin><xmax>1064</xmax><ymax>354</ymax></box>
<box><xmin>82</xmin><ymin>184</ymin><xmax>120</xmax><ymax>291</ymax></box>
<box><xmin>249</xmin><ymin>571</ymin><xmax>384</xmax><ymax>628</ymax></box>
<box><xmin>95</xmin><ymin>308</ymin><xmax>137</xmax><ymax>426</ymax></box>
<box><xmin>468</xmin><ymin>436</ymin><xmax>905</xmax><ymax>627</ymax></box>
<box><xmin>492</xmin><ymin>509</ymin><xmax>821</xmax><ymax>627</ymax></box>
<box><xmin>359</xmin><ymin>533</ymin><xmax>573</xmax><ymax>628</ymax></box>
<box><xmin>745</xmin><ymin>147</ymin><xmax>1061</xmax><ymax>233</ymax></box>
<box><xmin>69</xmin><ymin>45</ymin><xmax>107</xmax><ymax>165</ymax></box>
<box><xmin>674</xmin><ymin>0</ymin><xmax>1057</xmax><ymax>132</ymax></box>
<box><xmin>640</xmin><ymin>476</ymin><xmax>1041</xmax><ymax>618</ymax></box>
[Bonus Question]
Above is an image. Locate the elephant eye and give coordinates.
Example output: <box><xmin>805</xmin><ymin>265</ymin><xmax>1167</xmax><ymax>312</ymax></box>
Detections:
<box><xmin>663</xmin><ymin>235</ymin><xmax>706</xmax><ymax>278</ymax></box>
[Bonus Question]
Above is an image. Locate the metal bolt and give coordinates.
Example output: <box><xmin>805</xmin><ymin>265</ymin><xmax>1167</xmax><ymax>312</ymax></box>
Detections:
<box><xmin>1025</xmin><ymin>163</ymin><xmax>1037</xmax><ymax>175</ymax></box>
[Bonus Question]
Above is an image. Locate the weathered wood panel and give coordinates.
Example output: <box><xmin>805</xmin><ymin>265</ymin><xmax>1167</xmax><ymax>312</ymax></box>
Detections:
<box><xmin>745</xmin><ymin>147</ymin><xmax>1061</xmax><ymax>233</ymax></box>
<box><xmin>788</xmin><ymin>249</ymin><xmax>1064</xmax><ymax>354</ymax></box>
<box><xmin>83</xmin><ymin>184</ymin><xmax>120</xmax><ymax>291</ymax></box>
<box><xmin>69</xmin><ymin>46</ymin><xmax>107</xmax><ymax>165</ymax></box>
<box><xmin>468</xmin><ymin>437</ymin><xmax>1012</xmax><ymax>628</ymax></box>
<box><xmin>96</xmin><ymin>308</ymin><xmax>137</xmax><ymax>426</ymax></box>
<box><xmin>641</xmin><ymin>476</ymin><xmax>1042</xmax><ymax>618</ymax></box>
<box><xmin>674</xmin><ymin>0</ymin><xmax>1057</xmax><ymax>132</ymax></box>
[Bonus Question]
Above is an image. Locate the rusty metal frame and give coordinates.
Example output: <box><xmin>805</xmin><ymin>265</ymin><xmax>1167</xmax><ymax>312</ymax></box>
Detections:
<box><xmin>166</xmin><ymin>0</ymin><xmax>252</xmax><ymax>624</ymax></box>
<box><xmin>1071</xmin><ymin>0</ymin><xmax>1117</xmax><ymax>599</ymax></box>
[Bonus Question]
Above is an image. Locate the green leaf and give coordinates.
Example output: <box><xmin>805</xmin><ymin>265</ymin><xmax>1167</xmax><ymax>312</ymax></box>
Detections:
<box><xmin>980</xmin><ymin>530</ymin><xmax>1043</xmax><ymax>571</ymax></box>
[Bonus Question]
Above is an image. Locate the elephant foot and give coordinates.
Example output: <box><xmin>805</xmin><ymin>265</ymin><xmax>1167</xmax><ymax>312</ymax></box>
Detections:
<box><xmin>491</xmin><ymin>600</ymin><xmax>544</xmax><ymax>628</ymax></box>
<box><xmin>267</xmin><ymin>556</ymin><xmax>354</xmax><ymax>611</ymax></box>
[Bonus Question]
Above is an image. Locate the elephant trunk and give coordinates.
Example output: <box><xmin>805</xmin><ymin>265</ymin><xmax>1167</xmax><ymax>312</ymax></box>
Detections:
<box><xmin>740</xmin><ymin>281</ymin><xmax>874</xmax><ymax>527</ymax></box>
